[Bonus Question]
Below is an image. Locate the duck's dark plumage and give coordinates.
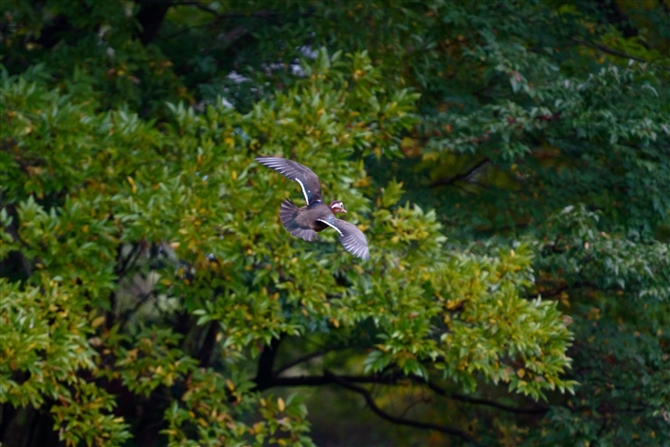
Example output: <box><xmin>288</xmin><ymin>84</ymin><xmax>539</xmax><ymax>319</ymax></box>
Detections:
<box><xmin>257</xmin><ymin>157</ymin><xmax>370</xmax><ymax>260</ymax></box>
<box><xmin>279</xmin><ymin>198</ymin><xmax>320</xmax><ymax>242</ymax></box>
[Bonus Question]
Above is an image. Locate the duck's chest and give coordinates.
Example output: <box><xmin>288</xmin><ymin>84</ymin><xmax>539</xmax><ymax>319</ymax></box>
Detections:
<box><xmin>298</xmin><ymin>203</ymin><xmax>332</xmax><ymax>232</ymax></box>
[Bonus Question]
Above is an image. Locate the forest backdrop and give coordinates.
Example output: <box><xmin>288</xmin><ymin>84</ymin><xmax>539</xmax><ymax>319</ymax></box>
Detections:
<box><xmin>1</xmin><ymin>1</ymin><xmax>669</xmax><ymax>446</ymax></box>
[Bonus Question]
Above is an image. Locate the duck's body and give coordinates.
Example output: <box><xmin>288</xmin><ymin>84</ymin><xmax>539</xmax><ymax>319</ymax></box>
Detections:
<box><xmin>280</xmin><ymin>200</ymin><xmax>330</xmax><ymax>239</ymax></box>
<box><xmin>256</xmin><ymin>157</ymin><xmax>369</xmax><ymax>260</ymax></box>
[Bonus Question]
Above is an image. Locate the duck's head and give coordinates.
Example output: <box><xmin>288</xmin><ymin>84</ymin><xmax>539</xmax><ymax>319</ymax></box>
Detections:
<box><xmin>329</xmin><ymin>200</ymin><xmax>347</xmax><ymax>214</ymax></box>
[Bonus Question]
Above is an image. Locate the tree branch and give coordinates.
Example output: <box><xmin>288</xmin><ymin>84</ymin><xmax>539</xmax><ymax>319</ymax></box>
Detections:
<box><xmin>268</xmin><ymin>363</ymin><xmax>547</xmax><ymax>417</ymax></box>
<box><xmin>258</xmin><ymin>372</ymin><xmax>398</xmax><ymax>390</ymax></box>
<box><xmin>422</xmin><ymin>378</ymin><xmax>549</xmax><ymax>415</ymax></box>
<box><xmin>569</xmin><ymin>38</ymin><xmax>670</xmax><ymax>71</ymax></box>
<box><xmin>173</xmin><ymin>2</ymin><xmax>282</xmax><ymax>23</ymax></box>
<box><xmin>274</xmin><ymin>350</ymin><xmax>327</xmax><ymax>375</ymax></box>
<box><xmin>174</xmin><ymin>1</ymin><xmax>222</xmax><ymax>17</ymax></box>
<box><xmin>115</xmin><ymin>242</ymin><xmax>143</xmax><ymax>277</ymax></box>
<box><xmin>274</xmin><ymin>346</ymin><xmax>354</xmax><ymax>375</ymax></box>
<box><xmin>326</xmin><ymin>372</ymin><xmax>481</xmax><ymax>446</ymax></box>
<box><xmin>430</xmin><ymin>158</ymin><xmax>490</xmax><ymax>188</ymax></box>
<box><xmin>256</xmin><ymin>368</ymin><xmax>545</xmax><ymax>442</ymax></box>
<box><xmin>570</xmin><ymin>38</ymin><xmax>645</xmax><ymax>62</ymax></box>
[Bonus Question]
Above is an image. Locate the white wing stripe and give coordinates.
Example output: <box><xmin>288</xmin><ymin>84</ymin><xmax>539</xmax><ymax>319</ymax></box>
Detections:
<box><xmin>295</xmin><ymin>177</ymin><xmax>310</xmax><ymax>204</ymax></box>
<box><xmin>316</xmin><ymin>219</ymin><xmax>344</xmax><ymax>236</ymax></box>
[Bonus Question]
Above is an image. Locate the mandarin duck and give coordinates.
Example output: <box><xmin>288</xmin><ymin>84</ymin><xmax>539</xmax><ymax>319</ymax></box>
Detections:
<box><xmin>256</xmin><ymin>157</ymin><xmax>370</xmax><ymax>260</ymax></box>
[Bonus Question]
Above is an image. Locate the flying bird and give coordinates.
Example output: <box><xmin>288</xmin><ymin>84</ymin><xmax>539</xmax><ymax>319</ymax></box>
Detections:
<box><xmin>256</xmin><ymin>157</ymin><xmax>370</xmax><ymax>260</ymax></box>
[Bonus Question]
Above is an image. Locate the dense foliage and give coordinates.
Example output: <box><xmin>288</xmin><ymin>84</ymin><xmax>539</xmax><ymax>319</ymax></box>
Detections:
<box><xmin>1</xmin><ymin>1</ymin><xmax>669</xmax><ymax>446</ymax></box>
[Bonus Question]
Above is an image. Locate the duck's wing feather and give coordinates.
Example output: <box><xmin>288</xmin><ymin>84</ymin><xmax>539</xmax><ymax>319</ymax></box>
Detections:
<box><xmin>316</xmin><ymin>217</ymin><xmax>369</xmax><ymax>260</ymax></box>
<box><xmin>279</xmin><ymin>199</ymin><xmax>319</xmax><ymax>242</ymax></box>
<box><xmin>256</xmin><ymin>157</ymin><xmax>323</xmax><ymax>205</ymax></box>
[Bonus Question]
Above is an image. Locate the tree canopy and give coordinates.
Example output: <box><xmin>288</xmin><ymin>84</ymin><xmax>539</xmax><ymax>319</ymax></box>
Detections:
<box><xmin>1</xmin><ymin>1</ymin><xmax>669</xmax><ymax>446</ymax></box>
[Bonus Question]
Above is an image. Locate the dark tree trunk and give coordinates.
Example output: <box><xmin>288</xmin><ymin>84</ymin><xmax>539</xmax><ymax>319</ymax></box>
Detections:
<box><xmin>596</xmin><ymin>0</ymin><xmax>638</xmax><ymax>38</ymax></box>
<box><xmin>254</xmin><ymin>336</ymin><xmax>283</xmax><ymax>391</ymax></box>
<box><xmin>0</xmin><ymin>405</ymin><xmax>61</xmax><ymax>447</ymax></box>
<box><xmin>35</xmin><ymin>15</ymin><xmax>72</xmax><ymax>49</ymax></box>
<box><xmin>136</xmin><ymin>0</ymin><xmax>174</xmax><ymax>45</ymax></box>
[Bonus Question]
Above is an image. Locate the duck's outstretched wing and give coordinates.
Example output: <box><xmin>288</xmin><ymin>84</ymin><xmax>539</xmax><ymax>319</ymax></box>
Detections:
<box><xmin>256</xmin><ymin>157</ymin><xmax>323</xmax><ymax>205</ymax></box>
<box><xmin>279</xmin><ymin>199</ymin><xmax>319</xmax><ymax>242</ymax></box>
<box><xmin>316</xmin><ymin>217</ymin><xmax>369</xmax><ymax>260</ymax></box>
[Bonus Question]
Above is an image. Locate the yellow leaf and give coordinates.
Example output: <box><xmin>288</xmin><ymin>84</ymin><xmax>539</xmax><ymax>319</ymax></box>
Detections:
<box><xmin>516</xmin><ymin>368</ymin><xmax>525</xmax><ymax>379</ymax></box>
<box><xmin>353</xmin><ymin>176</ymin><xmax>371</xmax><ymax>188</ymax></box>
<box><xmin>126</xmin><ymin>176</ymin><xmax>137</xmax><ymax>194</ymax></box>
<box><xmin>277</xmin><ymin>397</ymin><xmax>285</xmax><ymax>412</ymax></box>
<box><xmin>226</xmin><ymin>379</ymin><xmax>235</xmax><ymax>391</ymax></box>
<box><xmin>91</xmin><ymin>316</ymin><xmax>105</xmax><ymax>329</ymax></box>
<box><xmin>401</xmin><ymin>137</ymin><xmax>415</xmax><ymax>148</ymax></box>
